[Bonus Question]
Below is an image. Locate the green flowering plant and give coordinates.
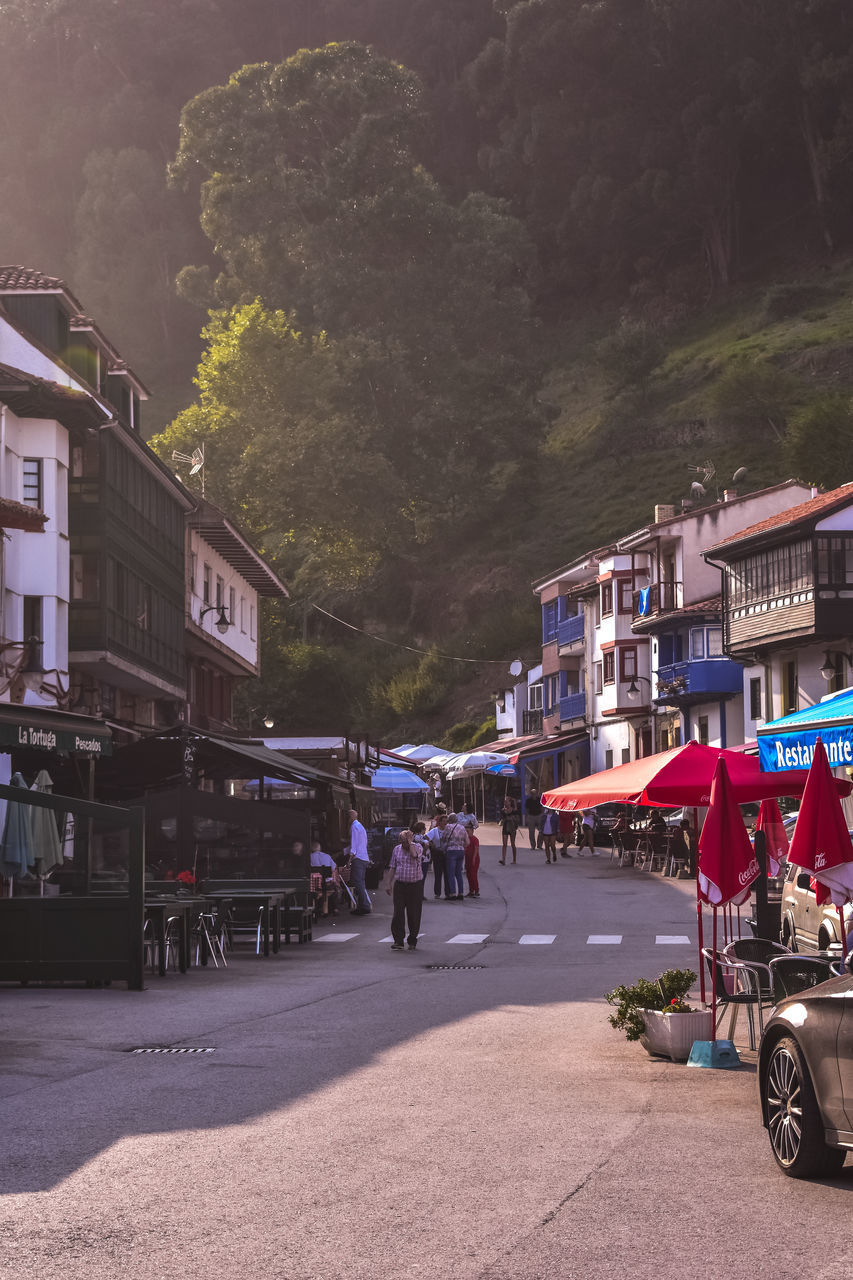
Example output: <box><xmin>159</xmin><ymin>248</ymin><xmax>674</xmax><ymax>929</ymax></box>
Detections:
<box><xmin>604</xmin><ymin>968</ymin><xmax>697</xmax><ymax>1041</ymax></box>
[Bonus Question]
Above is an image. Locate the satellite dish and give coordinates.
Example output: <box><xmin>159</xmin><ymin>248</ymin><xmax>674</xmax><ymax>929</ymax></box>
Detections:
<box><xmin>732</xmin><ymin>466</ymin><xmax>748</xmax><ymax>483</ymax></box>
<box><xmin>509</xmin><ymin>659</ymin><xmax>523</xmax><ymax>677</ymax></box>
<box><xmin>691</xmin><ymin>481</ymin><xmax>706</xmax><ymax>498</ymax></box>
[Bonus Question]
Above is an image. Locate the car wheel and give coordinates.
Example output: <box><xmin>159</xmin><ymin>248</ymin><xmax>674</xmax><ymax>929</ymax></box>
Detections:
<box><xmin>764</xmin><ymin>1036</ymin><xmax>847</xmax><ymax>1178</ymax></box>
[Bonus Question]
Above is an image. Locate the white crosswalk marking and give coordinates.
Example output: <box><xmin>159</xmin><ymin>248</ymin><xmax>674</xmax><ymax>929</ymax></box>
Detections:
<box><xmin>519</xmin><ymin>934</ymin><xmax>556</xmax><ymax>945</ymax></box>
<box><xmin>656</xmin><ymin>935</ymin><xmax>691</xmax><ymax>945</ymax></box>
<box><xmin>587</xmin><ymin>934</ymin><xmax>623</xmax><ymax>945</ymax></box>
<box><xmin>447</xmin><ymin>933</ymin><xmax>489</xmax><ymax>944</ymax></box>
<box><xmin>315</xmin><ymin>933</ymin><xmax>359</xmax><ymax>943</ymax></box>
<box><xmin>380</xmin><ymin>933</ymin><xmax>425</xmax><ymax>943</ymax></box>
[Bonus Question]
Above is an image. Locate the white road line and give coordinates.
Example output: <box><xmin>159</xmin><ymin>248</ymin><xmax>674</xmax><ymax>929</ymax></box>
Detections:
<box><xmin>587</xmin><ymin>934</ymin><xmax>622</xmax><ymax>945</ymax></box>
<box><xmin>656</xmin><ymin>935</ymin><xmax>691</xmax><ymax>945</ymax></box>
<box><xmin>447</xmin><ymin>933</ymin><xmax>489</xmax><ymax>944</ymax></box>
<box><xmin>315</xmin><ymin>933</ymin><xmax>359</xmax><ymax>943</ymax></box>
<box><xmin>519</xmin><ymin>934</ymin><xmax>556</xmax><ymax>945</ymax></box>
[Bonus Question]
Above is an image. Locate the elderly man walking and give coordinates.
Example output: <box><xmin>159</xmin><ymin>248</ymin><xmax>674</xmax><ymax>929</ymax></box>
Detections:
<box><xmin>348</xmin><ymin>808</ymin><xmax>372</xmax><ymax>915</ymax></box>
<box><xmin>386</xmin><ymin>830</ymin><xmax>429</xmax><ymax>951</ymax></box>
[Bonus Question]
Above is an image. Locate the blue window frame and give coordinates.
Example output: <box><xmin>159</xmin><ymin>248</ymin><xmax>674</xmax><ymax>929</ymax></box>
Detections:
<box><xmin>542</xmin><ymin>601</ymin><xmax>558</xmax><ymax>644</ymax></box>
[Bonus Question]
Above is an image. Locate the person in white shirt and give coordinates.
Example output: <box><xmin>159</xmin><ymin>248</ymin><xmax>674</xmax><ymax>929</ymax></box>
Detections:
<box><xmin>310</xmin><ymin>841</ymin><xmax>339</xmax><ymax>915</ymax></box>
<box><xmin>459</xmin><ymin>803</ymin><xmax>478</xmax><ymax>830</ymax></box>
<box><xmin>348</xmin><ymin>809</ymin><xmax>372</xmax><ymax>913</ymax></box>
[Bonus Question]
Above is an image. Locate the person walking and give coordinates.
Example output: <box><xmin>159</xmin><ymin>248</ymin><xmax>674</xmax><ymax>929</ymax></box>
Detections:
<box><xmin>541</xmin><ymin>807</ymin><xmax>560</xmax><ymax>863</ymax></box>
<box><xmin>444</xmin><ymin>813</ymin><xmax>468</xmax><ymax>900</ymax></box>
<box><xmin>499</xmin><ymin>795</ymin><xmax>520</xmax><ymax>865</ymax></box>
<box><xmin>427</xmin><ymin>814</ymin><xmax>448</xmax><ymax>898</ymax></box>
<box><xmin>579</xmin><ymin>809</ymin><xmax>598</xmax><ymax>856</ymax></box>
<box><xmin>524</xmin><ymin>789</ymin><xmax>544</xmax><ymax>849</ymax></box>
<box><xmin>411</xmin><ymin>821</ymin><xmax>430</xmax><ymax>883</ymax></box>
<box><xmin>347</xmin><ymin>808</ymin><xmax>372</xmax><ymax>913</ymax></box>
<box><xmin>386</xmin><ymin>829</ymin><xmax>429</xmax><ymax>951</ymax></box>
<box><xmin>464</xmin><ymin>820</ymin><xmax>480</xmax><ymax>897</ymax></box>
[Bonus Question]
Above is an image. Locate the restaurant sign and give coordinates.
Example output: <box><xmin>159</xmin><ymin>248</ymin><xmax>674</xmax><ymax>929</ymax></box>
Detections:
<box><xmin>758</xmin><ymin>723</ymin><xmax>853</xmax><ymax>773</ymax></box>
<box><xmin>0</xmin><ymin>718</ymin><xmax>111</xmax><ymax>756</ymax></box>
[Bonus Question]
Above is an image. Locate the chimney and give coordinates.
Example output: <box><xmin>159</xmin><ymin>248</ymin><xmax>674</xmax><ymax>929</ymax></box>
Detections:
<box><xmin>654</xmin><ymin>503</ymin><xmax>676</xmax><ymax>523</ymax></box>
<box><xmin>723</xmin><ymin>489</ymin><xmax>737</xmax><ymax>502</ymax></box>
<box><xmin>681</xmin><ymin>498</ymin><xmax>693</xmax><ymax>511</ymax></box>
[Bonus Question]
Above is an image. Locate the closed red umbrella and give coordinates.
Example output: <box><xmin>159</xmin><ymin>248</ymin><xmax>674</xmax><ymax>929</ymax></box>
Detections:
<box><xmin>787</xmin><ymin>737</ymin><xmax>853</xmax><ymax>954</ymax></box>
<box><xmin>698</xmin><ymin>757</ymin><xmax>761</xmax><ymax>1044</ymax></box>
<box><xmin>754</xmin><ymin>798</ymin><xmax>789</xmax><ymax>878</ymax></box>
<box><xmin>698</xmin><ymin>757</ymin><xmax>761</xmax><ymax>908</ymax></box>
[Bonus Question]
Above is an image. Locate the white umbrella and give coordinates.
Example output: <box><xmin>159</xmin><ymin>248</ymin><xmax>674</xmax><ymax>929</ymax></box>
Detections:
<box><xmin>444</xmin><ymin>751</ymin><xmax>513</xmax><ymax>778</ymax></box>
<box><xmin>31</xmin><ymin>770</ymin><xmax>63</xmax><ymax>878</ymax></box>
<box><xmin>394</xmin><ymin>744</ymin><xmax>448</xmax><ymax>762</ymax></box>
<box><xmin>423</xmin><ymin>752</ymin><xmax>457</xmax><ymax>768</ymax></box>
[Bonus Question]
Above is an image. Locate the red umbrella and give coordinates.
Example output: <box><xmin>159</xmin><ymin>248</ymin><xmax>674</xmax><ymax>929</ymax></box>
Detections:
<box><xmin>698</xmin><ymin>757</ymin><xmax>760</xmax><ymax>908</ymax></box>
<box><xmin>754</xmin><ymin>798</ymin><xmax>789</xmax><ymax>878</ymax></box>
<box><xmin>698</xmin><ymin>757</ymin><xmax>761</xmax><ymax>1043</ymax></box>
<box><xmin>787</xmin><ymin>737</ymin><xmax>853</xmax><ymax>953</ymax></box>
<box><xmin>540</xmin><ymin>740</ymin><xmax>851</xmax><ymax>811</ymax></box>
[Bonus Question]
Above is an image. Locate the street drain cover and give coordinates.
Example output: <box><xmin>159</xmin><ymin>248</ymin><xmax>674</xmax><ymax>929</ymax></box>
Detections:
<box><xmin>128</xmin><ymin>1047</ymin><xmax>215</xmax><ymax>1055</ymax></box>
<box><xmin>426</xmin><ymin>964</ymin><xmax>485</xmax><ymax>971</ymax></box>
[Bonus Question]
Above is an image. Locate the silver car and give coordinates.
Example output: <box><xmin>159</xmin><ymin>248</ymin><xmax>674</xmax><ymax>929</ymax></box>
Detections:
<box><xmin>780</xmin><ymin>860</ymin><xmax>853</xmax><ymax>955</ymax></box>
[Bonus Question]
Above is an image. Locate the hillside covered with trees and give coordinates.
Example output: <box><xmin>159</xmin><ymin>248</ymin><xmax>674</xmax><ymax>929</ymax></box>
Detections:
<box><xmin>2</xmin><ymin>0</ymin><xmax>853</xmax><ymax>741</ymax></box>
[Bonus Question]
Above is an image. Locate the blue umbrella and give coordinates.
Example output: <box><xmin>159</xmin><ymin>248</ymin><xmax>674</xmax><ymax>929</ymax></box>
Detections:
<box><xmin>485</xmin><ymin>761</ymin><xmax>518</xmax><ymax>777</ymax></box>
<box><xmin>369</xmin><ymin>767</ymin><xmax>429</xmax><ymax>793</ymax></box>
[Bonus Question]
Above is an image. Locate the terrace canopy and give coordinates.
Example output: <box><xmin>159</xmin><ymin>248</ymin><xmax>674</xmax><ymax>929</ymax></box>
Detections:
<box><xmin>757</xmin><ymin>689</ymin><xmax>853</xmax><ymax>773</ymax></box>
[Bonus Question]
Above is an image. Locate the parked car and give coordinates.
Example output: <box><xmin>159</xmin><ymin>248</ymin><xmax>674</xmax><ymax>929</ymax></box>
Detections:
<box><xmin>757</xmin><ymin>952</ymin><xmax>853</xmax><ymax>1177</ymax></box>
<box><xmin>780</xmin><ymin>857</ymin><xmax>853</xmax><ymax>955</ymax></box>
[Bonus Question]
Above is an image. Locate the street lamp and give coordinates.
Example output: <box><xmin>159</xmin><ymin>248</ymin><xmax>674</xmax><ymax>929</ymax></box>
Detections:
<box><xmin>199</xmin><ymin>603</ymin><xmax>230</xmax><ymax>635</ymax></box>
<box><xmin>626</xmin><ymin>674</ymin><xmax>653</xmax><ymax>702</ymax></box>
<box><xmin>820</xmin><ymin>651</ymin><xmax>838</xmax><ymax>682</ymax></box>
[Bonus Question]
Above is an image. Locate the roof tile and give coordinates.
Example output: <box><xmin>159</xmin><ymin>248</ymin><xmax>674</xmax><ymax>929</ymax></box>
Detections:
<box><xmin>707</xmin><ymin>482</ymin><xmax>853</xmax><ymax>553</ymax></box>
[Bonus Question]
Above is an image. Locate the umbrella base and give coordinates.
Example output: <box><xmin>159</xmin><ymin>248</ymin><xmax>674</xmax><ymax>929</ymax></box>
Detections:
<box><xmin>686</xmin><ymin>1039</ymin><xmax>740</xmax><ymax>1070</ymax></box>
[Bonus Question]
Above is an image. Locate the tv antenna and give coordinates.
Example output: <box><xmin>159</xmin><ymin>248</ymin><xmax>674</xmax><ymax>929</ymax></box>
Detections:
<box><xmin>171</xmin><ymin>444</ymin><xmax>205</xmax><ymax>496</ymax></box>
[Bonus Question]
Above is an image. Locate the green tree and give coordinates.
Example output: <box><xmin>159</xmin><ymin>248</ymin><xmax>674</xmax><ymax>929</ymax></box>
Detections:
<box><xmin>785</xmin><ymin>392</ymin><xmax>853</xmax><ymax>488</ymax></box>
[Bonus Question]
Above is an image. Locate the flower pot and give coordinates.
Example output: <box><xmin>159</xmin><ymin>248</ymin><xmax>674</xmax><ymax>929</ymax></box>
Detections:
<box><xmin>639</xmin><ymin>1009</ymin><xmax>715</xmax><ymax>1062</ymax></box>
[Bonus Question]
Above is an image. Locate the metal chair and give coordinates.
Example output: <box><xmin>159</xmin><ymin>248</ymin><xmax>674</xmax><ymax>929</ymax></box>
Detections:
<box><xmin>702</xmin><ymin>947</ymin><xmax>769</xmax><ymax>1050</ymax></box>
<box><xmin>225</xmin><ymin>904</ymin><xmax>265</xmax><ymax>955</ymax></box>
<box><xmin>768</xmin><ymin>954</ymin><xmax>833</xmax><ymax>1000</ymax></box>
<box><xmin>724</xmin><ymin>938</ymin><xmax>791</xmax><ymax>1004</ymax></box>
<box><xmin>193</xmin><ymin>909</ymin><xmax>228</xmax><ymax>968</ymax></box>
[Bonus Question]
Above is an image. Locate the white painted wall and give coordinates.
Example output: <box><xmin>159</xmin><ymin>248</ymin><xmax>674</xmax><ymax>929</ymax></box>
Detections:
<box><xmin>190</xmin><ymin>528</ymin><xmax>260</xmax><ymax>667</ymax></box>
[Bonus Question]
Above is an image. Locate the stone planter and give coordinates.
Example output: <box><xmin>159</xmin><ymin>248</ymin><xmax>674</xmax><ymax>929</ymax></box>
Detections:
<box><xmin>639</xmin><ymin>1009</ymin><xmax>714</xmax><ymax>1062</ymax></box>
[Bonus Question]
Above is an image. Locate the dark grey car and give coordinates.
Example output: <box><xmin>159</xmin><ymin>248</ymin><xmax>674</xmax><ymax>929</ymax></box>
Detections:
<box><xmin>758</xmin><ymin>955</ymin><xmax>853</xmax><ymax>1177</ymax></box>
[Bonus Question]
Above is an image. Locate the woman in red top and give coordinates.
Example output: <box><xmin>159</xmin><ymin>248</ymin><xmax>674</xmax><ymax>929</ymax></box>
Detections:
<box><xmin>464</xmin><ymin>822</ymin><xmax>480</xmax><ymax>897</ymax></box>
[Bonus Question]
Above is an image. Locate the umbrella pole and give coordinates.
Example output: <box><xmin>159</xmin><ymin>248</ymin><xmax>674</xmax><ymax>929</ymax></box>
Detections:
<box><xmin>839</xmin><ymin>905</ymin><xmax>848</xmax><ymax>960</ymax></box>
<box><xmin>711</xmin><ymin>908</ymin><xmax>718</xmax><ymax>1037</ymax></box>
<box><xmin>697</xmin><ymin>879</ymin><xmax>705</xmax><ymax>1003</ymax></box>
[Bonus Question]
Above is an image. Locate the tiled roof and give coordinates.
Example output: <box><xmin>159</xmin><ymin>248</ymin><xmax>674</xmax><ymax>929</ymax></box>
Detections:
<box><xmin>0</xmin><ymin>266</ymin><xmax>64</xmax><ymax>291</ymax></box>
<box><xmin>0</xmin><ymin>496</ymin><xmax>46</xmax><ymax>532</ymax></box>
<box><xmin>707</xmin><ymin>482</ymin><xmax>853</xmax><ymax>553</ymax></box>
<box><xmin>675</xmin><ymin>595</ymin><xmax>722</xmax><ymax>616</ymax></box>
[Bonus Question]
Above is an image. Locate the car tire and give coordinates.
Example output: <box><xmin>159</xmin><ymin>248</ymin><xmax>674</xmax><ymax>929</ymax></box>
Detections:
<box><xmin>764</xmin><ymin>1036</ymin><xmax>847</xmax><ymax>1178</ymax></box>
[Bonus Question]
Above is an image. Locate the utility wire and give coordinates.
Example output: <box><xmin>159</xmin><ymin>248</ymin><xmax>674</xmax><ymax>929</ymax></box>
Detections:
<box><xmin>310</xmin><ymin>603</ymin><xmax>526</xmax><ymax>665</ymax></box>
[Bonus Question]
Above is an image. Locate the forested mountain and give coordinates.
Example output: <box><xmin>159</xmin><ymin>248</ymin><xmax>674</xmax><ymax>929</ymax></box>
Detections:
<box><xmin>2</xmin><ymin>0</ymin><xmax>853</xmax><ymax>740</ymax></box>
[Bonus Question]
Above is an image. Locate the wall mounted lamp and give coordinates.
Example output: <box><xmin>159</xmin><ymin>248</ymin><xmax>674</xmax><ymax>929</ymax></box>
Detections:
<box><xmin>199</xmin><ymin>604</ymin><xmax>230</xmax><ymax>635</ymax></box>
<box><xmin>819</xmin><ymin>650</ymin><xmax>853</xmax><ymax>682</ymax></box>
<box><xmin>626</xmin><ymin>675</ymin><xmax>653</xmax><ymax>702</ymax></box>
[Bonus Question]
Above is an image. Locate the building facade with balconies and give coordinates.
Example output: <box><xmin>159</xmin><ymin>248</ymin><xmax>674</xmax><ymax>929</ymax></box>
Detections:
<box><xmin>704</xmin><ymin>482</ymin><xmax>853</xmax><ymax>739</ymax></box>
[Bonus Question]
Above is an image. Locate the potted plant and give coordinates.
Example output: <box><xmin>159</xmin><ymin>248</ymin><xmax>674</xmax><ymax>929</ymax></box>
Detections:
<box><xmin>604</xmin><ymin>968</ymin><xmax>713</xmax><ymax>1062</ymax></box>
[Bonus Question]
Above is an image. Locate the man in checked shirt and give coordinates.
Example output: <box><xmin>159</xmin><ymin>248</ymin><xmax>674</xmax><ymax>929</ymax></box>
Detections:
<box><xmin>385</xmin><ymin>829</ymin><xmax>430</xmax><ymax>951</ymax></box>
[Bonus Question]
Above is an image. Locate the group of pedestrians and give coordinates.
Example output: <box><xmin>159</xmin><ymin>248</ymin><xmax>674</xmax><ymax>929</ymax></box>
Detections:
<box><xmin>386</xmin><ymin>803</ymin><xmax>481</xmax><ymax>951</ymax></box>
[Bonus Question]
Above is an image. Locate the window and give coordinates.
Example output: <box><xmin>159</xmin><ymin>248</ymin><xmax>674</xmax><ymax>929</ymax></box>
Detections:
<box><xmin>22</xmin><ymin>458</ymin><xmax>42</xmax><ymax>508</ymax></box>
<box><xmin>707</xmin><ymin>628</ymin><xmax>723</xmax><ymax>657</ymax></box>
<box><xmin>594</xmin><ymin>662</ymin><xmax>603</xmax><ymax>694</ymax></box>
<box><xmin>601</xmin><ymin>583</ymin><xmax>613</xmax><ymax>616</ymax></box>
<box><xmin>71</xmin><ymin>440</ymin><xmax>99</xmax><ymax>478</ymax></box>
<box><xmin>621</xmin><ymin>747</ymin><xmax>631</xmax><ymax>764</ymax></box>
<box><xmin>697</xmin><ymin>715</ymin><xmax>709</xmax><ymax>746</ymax></box>
<box><xmin>250</xmin><ymin>604</ymin><xmax>256</xmax><ymax>641</ymax></box>
<box><xmin>215</xmin><ymin>575</ymin><xmax>224</xmax><ymax>608</ymax></box>
<box><xmin>816</xmin><ymin>535</ymin><xmax>853</xmax><ymax>587</ymax></box>
<box><xmin>22</xmin><ymin>596</ymin><xmax>43</xmax><ymax>671</ymax></box>
<box><xmin>229</xmin><ymin>587</ymin><xmax>236</xmax><ymax>627</ymax></box>
<box><xmin>782</xmin><ymin>659</ymin><xmax>798</xmax><ymax>716</ymax></box>
<box><xmin>619</xmin><ymin>647</ymin><xmax>637</xmax><ymax>681</ymax></box>
<box><xmin>528</xmin><ymin>682</ymin><xmax>543</xmax><ymax>711</ymax></box>
<box><xmin>542</xmin><ymin>600</ymin><xmax>558</xmax><ymax>644</ymax></box>
<box><xmin>727</xmin><ymin>539</ymin><xmax>811</xmax><ymax>607</ymax></box>
<box><xmin>70</xmin><ymin>553</ymin><xmax>99</xmax><ymax>601</ymax></box>
<box><xmin>690</xmin><ymin>628</ymin><xmax>705</xmax><ymax>659</ymax></box>
<box><xmin>749</xmin><ymin>677</ymin><xmax>762</xmax><ymax>721</ymax></box>
<box><xmin>618</xmin><ymin>580</ymin><xmax>633</xmax><ymax>613</ymax></box>
<box><xmin>240</xmin><ymin>595</ymin><xmax>246</xmax><ymax>633</ymax></box>
<box><xmin>203</xmin><ymin>564</ymin><xmax>211</xmax><ymax>605</ymax></box>
<box><xmin>603</xmin><ymin>651</ymin><xmax>615</xmax><ymax>684</ymax></box>
<box><xmin>189</xmin><ymin>552</ymin><xmax>197</xmax><ymax>596</ymax></box>
<box><xmin>605</xmin><ymin>748</ymin><xmax>614</xmax><ymax>770</ymax></box>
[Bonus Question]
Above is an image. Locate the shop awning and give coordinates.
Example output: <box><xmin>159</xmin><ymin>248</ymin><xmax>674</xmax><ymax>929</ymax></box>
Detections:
<box><xmin>757</xmin><ymin>690</ymin><xmax>853</xmax><ymax>772</ymax></box>
<box><xmin>511</xmin><ymin>731</ymin><xmax>588</xmax><ymax>766</ymax></box>
<box><xmin>0</xmin><ymin>705</ymin><xmax>112</xmax><ymax>756</ymax></box>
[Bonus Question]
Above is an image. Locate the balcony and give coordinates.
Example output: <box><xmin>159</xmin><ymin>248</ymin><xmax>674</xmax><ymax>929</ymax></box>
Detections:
<box><xmin>633</xmin><ymin>581</ymin><xmax>682</xmax><ymax>621</ymax></box>
<box><xmin>523</xmin><ymin>708</ymin><xmax>543</xmax><ymax>735</ymax></box>
<box><xmin>559</xmin><ymin>691</ymin><xmax>586</xmax><ymax>722</ymax></box>
<box><xmin>655</xmin><ymin>658</ymin><xmax>742</xmax><ymax>704</ymax></box>
<box><xmin>557</xmin><ymin>614</ymin><xmax>585</xmax><ymax>648</ymax></box>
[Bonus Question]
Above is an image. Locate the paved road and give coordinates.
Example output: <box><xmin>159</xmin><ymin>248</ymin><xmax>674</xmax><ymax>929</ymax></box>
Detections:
<box><xmin>1</xmin><ymin>827</ymin><xmax>851</xmax><ymax>1279</ymax></box>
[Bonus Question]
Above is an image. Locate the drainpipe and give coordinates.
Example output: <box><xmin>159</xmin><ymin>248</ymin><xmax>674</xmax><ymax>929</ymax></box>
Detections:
<box><xmin>719</xmin><ymin>698</ymin><xmax>727</xmax><ymax>748</ymax></box>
